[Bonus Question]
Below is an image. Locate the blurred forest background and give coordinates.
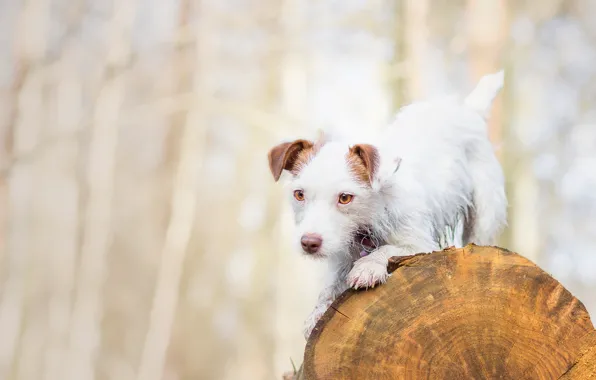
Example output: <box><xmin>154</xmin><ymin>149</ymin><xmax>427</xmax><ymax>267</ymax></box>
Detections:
<box><xmin>1</xmin><ymin>0</ymin><xmax>596</xmax><ymax>379</ymax></box>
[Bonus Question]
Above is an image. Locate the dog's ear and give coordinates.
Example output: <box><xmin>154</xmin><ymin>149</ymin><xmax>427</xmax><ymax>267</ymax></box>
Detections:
<box><xmin>268</xmin><ymin>140</ymin><xmax>314</xmax><ymax>181</ymax></box>
<box><xmin>349</xmin><ymin>144</ymin><xmax>380</xmax><ymax>184</ymax></box>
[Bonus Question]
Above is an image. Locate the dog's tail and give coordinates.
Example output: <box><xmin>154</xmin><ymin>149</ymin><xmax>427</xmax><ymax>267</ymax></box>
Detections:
<box><xmin>462</xmin><ymin>70</ymin><xmax>507</xmax><ymax>245</ymax></box>
<box><xmin>464</xmin><ymin>70</ymin><xmax>504</xmax><ymax>119</ymax></box>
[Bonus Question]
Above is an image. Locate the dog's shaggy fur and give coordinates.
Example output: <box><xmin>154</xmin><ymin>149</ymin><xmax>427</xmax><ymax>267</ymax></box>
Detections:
<box><xmin>268</xmin><ymin>71</ymin><xmax>508</xmax><ymax>339</ymax></box>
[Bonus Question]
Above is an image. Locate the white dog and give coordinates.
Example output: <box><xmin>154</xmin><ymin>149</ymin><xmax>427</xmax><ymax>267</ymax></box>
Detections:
<box><xmin>268</xmin><ymin>71</ymin><xmax>507</xmax><ymax>339</ymax></box>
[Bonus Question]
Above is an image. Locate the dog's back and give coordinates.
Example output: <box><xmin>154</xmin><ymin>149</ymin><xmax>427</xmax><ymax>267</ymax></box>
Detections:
<box><xmin>375</xmin><ymin>72</ymin><xmax>507</xmax><ymax>247</ymax></box>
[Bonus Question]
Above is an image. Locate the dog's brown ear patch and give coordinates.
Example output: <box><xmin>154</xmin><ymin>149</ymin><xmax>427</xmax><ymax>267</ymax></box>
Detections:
<box><xmin>348</xmin><ymin>144</ymin><xmax>379</xmax><ymax>185</ymax></box>
<box><xmin>268</xmin><ymin>139</ymin><xmax>314</xmax><ymax>181</ymax></box>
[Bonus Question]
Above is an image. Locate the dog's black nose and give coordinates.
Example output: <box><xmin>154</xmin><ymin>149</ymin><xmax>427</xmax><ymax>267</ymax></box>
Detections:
<box><xmin>301</xmin><ymin>234</ymin><xmax>322</xmax><ymax>254</ymax></box>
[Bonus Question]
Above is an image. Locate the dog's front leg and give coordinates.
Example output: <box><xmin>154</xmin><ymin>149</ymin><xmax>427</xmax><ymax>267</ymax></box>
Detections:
<box><xmin>303</xmin><ymin>289</ymin><xmax>335</xmax><ymax>340</ymax></box>
<box><xmin>346</xmin><ymin>244</ymin><xmax>416</xmax><ymax>289</ymax></box>
<box><xmin>303</xmin><ymin>259</ymin><xmax>351</xmax><ymax>340</ymax></box>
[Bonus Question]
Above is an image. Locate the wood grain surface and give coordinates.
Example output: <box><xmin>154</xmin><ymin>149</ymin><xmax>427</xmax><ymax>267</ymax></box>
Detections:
<box><xmin>296</xmin><ymin>245</ymin><xmax>595</xmax><ymax>380</ymax></box>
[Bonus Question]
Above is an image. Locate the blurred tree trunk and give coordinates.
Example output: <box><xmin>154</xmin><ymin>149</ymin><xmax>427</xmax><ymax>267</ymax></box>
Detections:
<box><xmin>65</xmin><ymin>24</ymin><xmax>130</xmax><ymax>380</ymax></box>
<box><xmin>495</xmin><ymin>1</ymin><xmax>541</xmax><ymax>262</ymax></box>
<box><xmin>391</xmin><ymin>0</ymin><xmax>406</xmax><ymax>109</ymax></box>
<box><xmin>40</xmin><ymin>43</ymin><xmax>83</xmax><ymax>380</ymax></box>
<box><xmin>403</xmin><ymin>0</ymin><xmax>429</xmax><ymax>101</ymax></box>
<box><xmin>0</xmin><ymin>1</ymin><xmax>46</xmax><ymax>379</ymax></box>
<box><xmin>136</xmin><ymin>0</ymin><xmax>205</xmax><ymax>378</ymax></box>
<box><xmin>466</xmin><ymin>0</ymin><xmax>507</xmax><ymax>152</ymax></box>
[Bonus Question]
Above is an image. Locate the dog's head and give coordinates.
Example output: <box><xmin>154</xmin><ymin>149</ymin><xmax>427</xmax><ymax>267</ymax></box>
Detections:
<box><xmin>268</xmin><ymin>138</ymin><xmax>387</xmax><ymax>259</ymax></box>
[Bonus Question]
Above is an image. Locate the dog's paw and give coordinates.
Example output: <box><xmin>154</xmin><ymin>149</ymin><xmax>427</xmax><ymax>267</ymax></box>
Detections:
<box><xmin>303</xmin><ymin>301</ymin><xmax>331</xmax><ymax>340</ymax></box>
<box><xmin>347</xmin><ymin>255</ymin><xmax>389</xmax><ymax>290</ymax></box>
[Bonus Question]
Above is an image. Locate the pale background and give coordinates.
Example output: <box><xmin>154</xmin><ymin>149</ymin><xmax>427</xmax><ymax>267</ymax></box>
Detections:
<box><xmin>1</xmin><ymin>0</ymin><xmax>595</xmax><ymax>379</ymax></box>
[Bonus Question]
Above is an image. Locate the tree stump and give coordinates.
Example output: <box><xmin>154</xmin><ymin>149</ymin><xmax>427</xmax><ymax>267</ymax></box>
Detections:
<box><xmin>293</xmin><ymin>245</ymin><xmax>596</xmax><ymax>380</ymax></box>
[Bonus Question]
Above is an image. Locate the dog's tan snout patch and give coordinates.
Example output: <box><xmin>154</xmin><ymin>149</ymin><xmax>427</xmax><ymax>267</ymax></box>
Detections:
<box><xmin>301</xmin><ymin>233</ymin><xmax>323</xmax><ymax>254</ymax></box>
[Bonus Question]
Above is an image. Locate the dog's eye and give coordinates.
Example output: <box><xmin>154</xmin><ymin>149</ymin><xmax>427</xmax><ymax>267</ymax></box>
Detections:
<box><xmin>293</xmin><ymin>190</ymin><xmax>305</xmax><ymax>201</ymax></box>
<box><xmin>338</xmin><ymin>193</ymin><xmax>354</xmax><ymax>205</ymax></box>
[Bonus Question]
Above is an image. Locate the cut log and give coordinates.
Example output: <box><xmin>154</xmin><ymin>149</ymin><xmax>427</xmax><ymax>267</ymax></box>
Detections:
<box><xmin>293</xmin><ymin>245</ymin><xmax>596</xmax><ymax>380</ymax></box>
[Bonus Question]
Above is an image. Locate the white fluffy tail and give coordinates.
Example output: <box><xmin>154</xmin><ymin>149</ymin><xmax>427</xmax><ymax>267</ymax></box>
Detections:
<box><xmin>464</xmin><ymin>70</ymin><xmax>505</xmax><ymax>119</ymax></box>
